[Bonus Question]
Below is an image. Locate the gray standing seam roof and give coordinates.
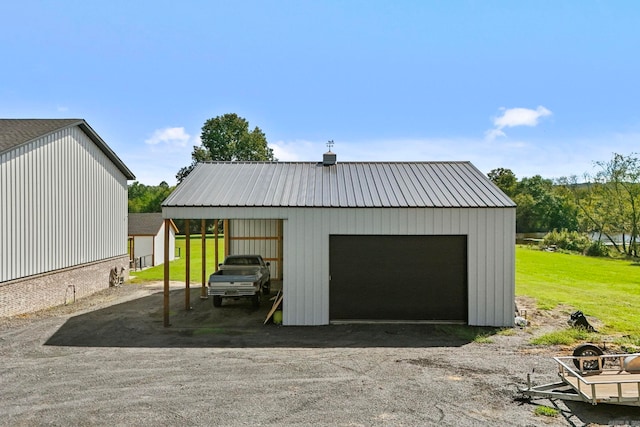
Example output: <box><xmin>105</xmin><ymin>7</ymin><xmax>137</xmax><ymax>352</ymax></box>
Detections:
<box><xmin>0</xmin><ymin>119</ymin><xmax>135</xmax><ymax>180</ymax></box>
<box><xmin>128</xmin><ymin>213</ymin><xmax>166</xmax><ymax>236</ymax></box>
<box><xmin>163</xmin><ymin>161</ymin><xmax>515</xmax><ymax>208</ymax></box>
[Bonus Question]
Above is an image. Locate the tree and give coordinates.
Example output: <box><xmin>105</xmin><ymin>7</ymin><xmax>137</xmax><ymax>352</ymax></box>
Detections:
<box><xmin>507</xmin><ymin>175</ymin><xmax>578</xmax><ymax>233</ymax></box>
<box><xmin>488</xmin><ymin>168</ymin><xmax>517</xmax><ymax>198</ymax></box>
<box><xmin>593</xmin><ymin>153</ymin><xmax>640</xmax><ymax>256</ymax></box>
<box><xmin>176</xmin><ymin>113</ymin><xmax>276</xmax><ymax>182</ymax></box>
<box><xmin>128</xmin><ymin>181</ymin><xmax>174</xmax><ymax>213</ymax></box>
<box><xmin>564</xmin><ymin>153</ymin><xmax>640</xmax><ymax>257</ymax></box>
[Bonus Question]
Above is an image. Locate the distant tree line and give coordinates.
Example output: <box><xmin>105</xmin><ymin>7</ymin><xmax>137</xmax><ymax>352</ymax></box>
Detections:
<box><xmin>489</xmin><ymin>152</ymin><xmax>640</xmax><ymax>257</ymax></box>
<box><xmin>127</xmin><ymin>181</ymin><xmax>173</xmax><ymax>213</ymax></box>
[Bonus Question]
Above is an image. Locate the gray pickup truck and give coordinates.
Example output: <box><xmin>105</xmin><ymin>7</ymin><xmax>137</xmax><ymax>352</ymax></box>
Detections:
<box><xmin>207</xmin><ymin>255</ymin><xmax>271</xmax><ymax>308</ymax></box>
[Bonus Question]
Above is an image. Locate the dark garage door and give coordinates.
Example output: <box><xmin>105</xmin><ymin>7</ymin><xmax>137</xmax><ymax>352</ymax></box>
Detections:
<box><xmin>329</xmin><ymin>235</ymin><xmax>467</xmax><ymax>322</ymax></box>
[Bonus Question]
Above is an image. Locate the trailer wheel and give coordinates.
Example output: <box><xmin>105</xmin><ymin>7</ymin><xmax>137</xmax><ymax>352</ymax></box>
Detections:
<box><xmin>212</xmin><ymin>296</ymin><xmax>222</xmax><ymax>307</ymax></box>
<box><xmin>572</xmin><ymin>344</ymin><xmax>603</xmax><ymax>371</ymax></box>
<box><xmin>252</xmin><ymin>293</ymin><xmax>260</xmax><ymax>308</ymax></box>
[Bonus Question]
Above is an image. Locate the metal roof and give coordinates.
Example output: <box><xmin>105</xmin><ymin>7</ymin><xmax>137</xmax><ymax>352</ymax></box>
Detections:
<box><xmin>0</xmin><ymin>119</ymin><xmax>135</xmax><ymax>180</ymax></box>
<box><xmin>163</xmin><ymin>161</ymin><xmax>515</xmax><ymax>208</ymax></box>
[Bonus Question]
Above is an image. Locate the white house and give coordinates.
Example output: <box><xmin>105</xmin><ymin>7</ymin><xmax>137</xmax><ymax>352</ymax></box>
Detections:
<box><xmin>0</xmin><ymin>119</ymin><xmax>135</xmax><ymax>317</ymax></box>
<box><xmin>128</xmin><ymin>213</ymin><xmax>178</xmax><ymax>269</ymax></box>
<box><xmin>162</xmin><ymin>153</ymin><xmax>516</xmax><ymax>327</ymax></box>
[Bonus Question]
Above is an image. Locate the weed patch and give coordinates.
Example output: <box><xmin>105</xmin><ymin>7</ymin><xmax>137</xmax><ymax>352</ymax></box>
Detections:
<box><xmin>534</xmin><ymin>405</ymin><xmax>558</xmax><ymax>417</ymax></box>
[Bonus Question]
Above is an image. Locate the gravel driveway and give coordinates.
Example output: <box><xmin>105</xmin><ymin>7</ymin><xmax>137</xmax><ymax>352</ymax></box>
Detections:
<box><xmin>1</xmin><ymin>283</ymin><xmax>639</xmax><ymax>426</ymax></box>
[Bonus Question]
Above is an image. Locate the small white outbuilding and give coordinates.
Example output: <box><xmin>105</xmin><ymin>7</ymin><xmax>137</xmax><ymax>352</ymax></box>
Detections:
<box><xmin>162</xmin><ymin>152</ymin><xmax>516</xmax><ymax>327</ymax></box>
<box><xmin>128</xmin><ymin>213</ymin><xmax>178</xmax><ymax>269</ymax></box>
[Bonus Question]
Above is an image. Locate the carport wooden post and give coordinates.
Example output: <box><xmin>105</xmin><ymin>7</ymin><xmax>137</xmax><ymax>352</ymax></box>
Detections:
<box><xmin>163</xmin><ymin>219</ymin><xmax>170</xmax><ymax>327</ymax></box>
<box><xmin>214</xmin><ymin>219</ymin><xmax>219</xmax><ymax>269</ymax></box>
<box><xmin>223</xmin><ymin>219</ymin><xmax>229</xmax><ymax>258</ymax></box>
<box><xmin>200</xmin><ymin>219</ymin><xmax>207</xmax><ymax>299</ymax></box>
<box><xmin>185</xmin><ymin>219</ymin><xmax>191</xmax><ymax>310</ymax></box>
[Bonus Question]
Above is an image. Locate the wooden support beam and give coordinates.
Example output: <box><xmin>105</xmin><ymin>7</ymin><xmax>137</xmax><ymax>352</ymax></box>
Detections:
<box><xmin>163</xmin><ymin>218</ymin><xmax>170</xmax><ymax>327</ymax></box>
<box><xmin>223</xmin><ymin>219</ymin><xmax>229</xmax><ymax>258</ymax></box>
<box><xmin>278</xmin><ymin>219</ymin><xmax>284</xmax><ymax>281</ymax></box>
<box><xmin>215</xmin><ymin>219</ymin><xmax>220</xmax><ymax>269</ymax></box>
<box><xmin>200</xmin><ymin>219</ymin><xmax>207</xmax><ymax>299</ymax></box>
<box><xmin>185</xmin><ymin>219</ymin><xmax>191</xmax><ymax>310</ymax></box>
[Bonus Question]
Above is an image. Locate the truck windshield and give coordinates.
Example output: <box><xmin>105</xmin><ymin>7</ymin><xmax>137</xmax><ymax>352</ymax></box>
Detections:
<box><xmin>226</xmin><ymin>257</ymin><xmax>260</xmax><ymax>265</ymax></box>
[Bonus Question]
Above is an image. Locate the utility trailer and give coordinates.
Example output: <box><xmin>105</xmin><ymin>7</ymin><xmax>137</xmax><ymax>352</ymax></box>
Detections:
<box><xmin>520</xmin><ymin>350</ymin><xmax>640</xmax><ymax>406</ymax></box>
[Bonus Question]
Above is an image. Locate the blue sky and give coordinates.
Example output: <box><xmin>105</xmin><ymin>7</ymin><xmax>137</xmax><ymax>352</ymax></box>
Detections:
<box><xmin>2</xmin><ymin>1</ymin><xmax>639</xmax><ymax>185</ymax></box>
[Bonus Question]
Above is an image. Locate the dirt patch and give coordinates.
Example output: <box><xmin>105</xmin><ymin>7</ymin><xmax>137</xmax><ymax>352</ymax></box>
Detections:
<box><xmin>1</xmin><ymin>283</ymin><xmax>639</xmax><ymax>426</ymax></box>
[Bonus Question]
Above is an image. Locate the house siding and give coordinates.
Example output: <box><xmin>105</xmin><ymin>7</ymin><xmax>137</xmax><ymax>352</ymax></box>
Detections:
<box><xmin>1</xmin><ymin>126</ymin><xmax>129</xmax><ymax>282</ymax></box>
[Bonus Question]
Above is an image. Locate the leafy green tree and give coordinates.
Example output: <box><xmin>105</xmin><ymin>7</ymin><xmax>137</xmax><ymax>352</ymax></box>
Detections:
<box><xmin>593</xmin><ymin>153</ymin><xmax>640</xmax><ymax>256</ymax></box>
<box><xmin>176</xmin><ymin>113</ymin><xmax>276</xmax><ymax>182</ymax></box>
<box><xmin>510</xmin><ymin>175</ymin><xmax>578</xmax><ymax>233</ymax></box>
<box><xmin>488</xmin><ymin>168</ymin><xmax>517</xmax><ymax>198</ymax></box>
<box><xmin>128</xmin><ymin>181</ymin><xmax>174</xmax><ymax>213</ymax></box>
<box><xmin>562</xmin><ymin>153</ymin><xmax>640</xmax><ymax>257</ymax></box>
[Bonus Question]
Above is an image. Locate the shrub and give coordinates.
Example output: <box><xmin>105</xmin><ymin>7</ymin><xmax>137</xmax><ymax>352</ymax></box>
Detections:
<box><xmin>584</xmin><ymin>240</ymin><xmax>609</xmax><ymax>257</ymax></box>
<box><xmin>540</xmin><ymin>229</ymin><xmax>591</xmax><ymax>253</ymax></box>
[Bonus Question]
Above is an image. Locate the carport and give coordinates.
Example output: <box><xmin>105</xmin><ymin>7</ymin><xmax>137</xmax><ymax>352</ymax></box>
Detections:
<box><xmin>161</xmin><ymin>153</ymin><xmax>516</xmax><ymax>327</ymax></box>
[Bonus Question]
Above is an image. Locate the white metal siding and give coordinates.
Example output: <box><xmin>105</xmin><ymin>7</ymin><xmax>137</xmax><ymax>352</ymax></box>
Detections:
<box><xmin>133</xmin><ymin>236</ymin><xmax>154</xmax><ymax>265</ymax></box>
<box><xmin>168</xmin><ymin>226</ymin><xmax>176</xmax><ymax>263</ymax></box>
<box><xmin>154</xmin><ymin>226</ymin><xmax>164</xmax><ymax>266</ymax></box>
<box><xmin>228</xmin><ymin>219</ymin><xmax>281</xmax><ymax>279</ymax></box>
<box><xmin>283</xmin><ymin>207</ymin><xmax>514</xmax><ymax>326</ymax></box>
<box><xmin>163</xmin><ymin>206</ymin><xmax>515</xmax><ymax>327</ymax></box>
<box><xmin>152</xmin><ymin>223</ymin><xmax>176</xmax><ymax>265</ymax></box>
<box><xmin>1</xmin><ymin>126</ymin><xmax>129</xmax><ymax>282</ymax></box>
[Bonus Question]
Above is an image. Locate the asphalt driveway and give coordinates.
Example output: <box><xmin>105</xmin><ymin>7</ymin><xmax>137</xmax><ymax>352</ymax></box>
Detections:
<box><xmin>1</xmin><ymin>283</ymin><xmax>639</xmax><ymax>426</ymax></box>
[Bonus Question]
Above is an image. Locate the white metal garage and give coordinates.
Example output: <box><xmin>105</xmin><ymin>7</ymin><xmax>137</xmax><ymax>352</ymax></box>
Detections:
<box><xmin>162</xmin><ymin>153</ymin><xmax>516</xmax><ymax>327</ymax></box>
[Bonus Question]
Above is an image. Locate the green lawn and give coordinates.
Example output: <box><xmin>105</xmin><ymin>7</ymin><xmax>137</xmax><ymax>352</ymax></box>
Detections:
<box><xmin>516</xmin><ymin>246</ymin><xmax>640</xmax><ymax>335</ymax></box>
<box><xmin>129</xmin><ymin>235</ymin><xmax>225</xmax><ymax>283</ymax></box>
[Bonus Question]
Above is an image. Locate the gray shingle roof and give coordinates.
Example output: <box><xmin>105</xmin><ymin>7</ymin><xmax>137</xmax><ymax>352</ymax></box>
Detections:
<box><xmin>128</xmin><ymin>213</ymin><xmax>178</xmax><ymax>235</ymax></box>
<box><xmin>163</xmin><ymin>161</ymin><xmax>515</xmax><ymax>208</ymax></box>
<box><xmin>0</xmin><ymin>119</ymin><xmax>135</xmax><ymax>180</ymax></box>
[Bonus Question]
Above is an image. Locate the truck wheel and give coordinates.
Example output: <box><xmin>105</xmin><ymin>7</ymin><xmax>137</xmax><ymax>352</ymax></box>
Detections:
<box><xmin>572</xmin><ymin>344</ymin><xmax>603</xmax><ymax>371</ymax></box>
<box><xmin>212</xmin><ymin>296</ymin><xmax>222</xmax><ymax>307</ymax></box>
<box><xmin>252</xmin><ymin>294</ymin><xmax>260</xmax><ymax>308</ymax></box>
<box><xmin>263</xmin><ymin>281</ymin><xmax>271</xmax><ymax>296</ymax></box>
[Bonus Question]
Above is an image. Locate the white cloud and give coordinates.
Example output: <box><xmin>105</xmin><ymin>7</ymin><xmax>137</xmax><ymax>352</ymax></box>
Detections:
<box><xmin>486</xmin><ymin>106</ymin><xmax>552</xmax><ymax>140</ymax></box>
<box><xmin>269</xmin><ymin>140</ymin><xmax>326</xmax><ymax>162</ymax></box>
<box><xmin>484</xmin><ymin>128</ymin><xmax>506</xmax><ymax>140</ymax></box>
<box><xmin>145</xmin><ymin>127</ymin><xmax>192</xmax><ymax>148</ymax></box>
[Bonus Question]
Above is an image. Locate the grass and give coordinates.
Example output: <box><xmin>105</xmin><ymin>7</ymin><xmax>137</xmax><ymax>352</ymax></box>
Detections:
<box><xmin>529</xmin><ymin>328</ymin><xmax>599</xmax><ymax>346</ymax></box>
<box><xmin>516</xmin><ymin>245</ymin><xmax>640</xmax><ymax>339</ymax></box>
<box><xmin>129</xmin><ymin>235</ymin><xmax>225</xmax><ymax>283</ymax></box>
<box><xmin>534</xmin><ymin>406</ymin><xmax>559</xmax><ymax>417</ymax></box>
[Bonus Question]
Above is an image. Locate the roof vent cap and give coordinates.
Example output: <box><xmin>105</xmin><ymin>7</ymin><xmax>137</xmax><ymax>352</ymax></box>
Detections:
<box><xmin>323</xmin><ymin>151</ymin><xmax>336</xmax><ymax>166</ymax></box>
<box><xmin>323</xmin><ymin>140</ymin><xmax>336</xmax><ymax>166</ymax></box>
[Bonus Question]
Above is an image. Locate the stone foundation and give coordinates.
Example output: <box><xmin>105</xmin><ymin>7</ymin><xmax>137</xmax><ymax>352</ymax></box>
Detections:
<box><xmin>0</xmin><ymin>256</ymin><xmax>129</xmax><ymax>317</ymax></box>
